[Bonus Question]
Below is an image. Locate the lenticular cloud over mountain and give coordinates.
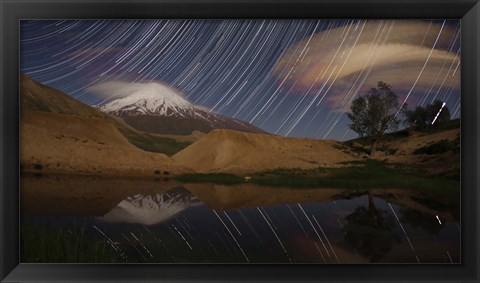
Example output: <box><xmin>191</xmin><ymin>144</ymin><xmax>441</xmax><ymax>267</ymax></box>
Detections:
<box><xmin>87</xmin><ymin>81</ymin><xmax>190</xmax><ymax>103</ymax></box>
<box><xmin>94</xmin><ymin>82</ymin><xmax>195</xmax><ymax>116</ymax></box>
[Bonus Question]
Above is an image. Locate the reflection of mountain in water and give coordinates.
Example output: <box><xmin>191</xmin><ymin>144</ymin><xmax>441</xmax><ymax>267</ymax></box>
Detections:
<box><xmin>99</xmin><ymin>187</ymin><xmax>202</xmax><ymax>225</ymax></box>
<box><xmin>21</xmin><ymin>174</ymin><xmax>184</xmax><ymax>217</ymax></box>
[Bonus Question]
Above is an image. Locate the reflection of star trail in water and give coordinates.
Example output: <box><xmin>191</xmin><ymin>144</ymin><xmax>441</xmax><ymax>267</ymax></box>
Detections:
<box><xmin>388</xmin><ymin>203</ymin><xmax>415</xmax><ymax>251</ymax></box>
<box><xmin>21</xmin><ymin>19</ymin><xmax>460</xmax><ymax>140</ymax></box>
<box><xmin>213</xmin><ymin>210</ymin><xmax>250</xmax><ymax>262</ymax></box>
<box><xmin>312</xmin><ymin>215</ymin><xmax>339</xmax><ymax>262</ymax></box>
<box><xmin>297</xmin><ymin>203</ymin><xmax>330</xmax><ymax>260</ymax></box>
<box><xmin>256</xmin><ymin>207</ymin><xmax>293</xmax><ymax>262</ymax></box>
<box><xmin>21</xmin><ymin>184</ymin><xmax>460</xmax><ymax>263</ymax></box>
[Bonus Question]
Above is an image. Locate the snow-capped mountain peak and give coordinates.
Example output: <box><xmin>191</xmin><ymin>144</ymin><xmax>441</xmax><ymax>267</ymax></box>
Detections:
<box><xmin>99</xmin><ymin>82</ymin><xmax>195</xmax><ymax>116</ymax></box>
<box><xmin>92</xmin><ymin>81</ymin><xmax>266</xmax><ymax>135</ymax></box>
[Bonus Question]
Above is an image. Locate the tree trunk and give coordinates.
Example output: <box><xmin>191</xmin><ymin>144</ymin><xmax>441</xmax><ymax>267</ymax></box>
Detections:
<box><xmin>368</xmin><ymin>190</ymin><xmax>381</xmax><ymax>226</ymax></box>
<box><xmin>370</xmin><ymin>139</ymin><xmax>378</xmax><ymax>156</ymax></box>
<box><xmin>368</xmin><ymin>190</ymin><xmax>376</xmax><ymax>209</ymax></box>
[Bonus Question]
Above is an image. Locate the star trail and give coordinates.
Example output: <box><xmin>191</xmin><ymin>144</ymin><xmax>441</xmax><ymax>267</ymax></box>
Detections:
<box><xmin>20</xmin><ymin>19</ymin><xmax>460</xmax><ymax>140</ymax></box>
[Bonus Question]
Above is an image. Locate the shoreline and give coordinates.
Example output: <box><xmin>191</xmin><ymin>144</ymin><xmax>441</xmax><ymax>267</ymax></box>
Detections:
<box><xmin>20</xmin><ymin>169</ymin><xmax>179</xmax><ymax>179</ymax></box>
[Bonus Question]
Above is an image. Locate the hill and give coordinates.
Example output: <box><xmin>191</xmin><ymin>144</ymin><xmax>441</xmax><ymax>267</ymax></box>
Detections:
<box><xmin>20</xmin><ymin>74</ymin><xmax>191</xmax><ymax>176</ymax></box>
<box><xmin>342</xmin><ymin>120</ymin><xmax>460</xmax><ymax>179</ymax></box>
<box><xmin>20</xmin><ymin>110</ymin><xmax>190</xmax><ymax>176</ymax></box>
<box><xmin>20</xmin><ymin>74</ymin><xmax>191</xmax><ymax>155</ymax></box>
<box><xmin>172</xmin><ymin>129</ymin><xmax>357</xmax><ymax>174</ymax></box>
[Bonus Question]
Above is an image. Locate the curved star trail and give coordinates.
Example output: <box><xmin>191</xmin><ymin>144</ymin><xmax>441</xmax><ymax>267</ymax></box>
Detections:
<box><xmin>20</xmin><ymin>19</ymin><xmax>460</xmax><ymax>140</ymax></box>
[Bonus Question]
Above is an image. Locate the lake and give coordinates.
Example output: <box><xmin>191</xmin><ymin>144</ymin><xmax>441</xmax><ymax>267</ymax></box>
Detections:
<box><xmin>20</xmin><ymin>174</ymin><xmax>460</xmax><ymax>263</ymax></box>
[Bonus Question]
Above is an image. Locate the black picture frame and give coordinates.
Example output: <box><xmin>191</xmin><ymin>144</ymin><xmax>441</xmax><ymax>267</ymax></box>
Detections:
<box><xmin>1</xmin><ymin>0</ymin><xmax>479</xmax><ymax>282</ymax></box>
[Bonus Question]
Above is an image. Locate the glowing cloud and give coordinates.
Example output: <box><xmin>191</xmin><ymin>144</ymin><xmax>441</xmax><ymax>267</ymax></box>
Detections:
<box><xmin>87</xmin><ymin>81</ymin><xmax>189</xmax><ymax>102</ymax></box>
<box><xmin>273</xmin><ymin>20</ymin><xmax>460</xmax><ymax>111</ymax></box>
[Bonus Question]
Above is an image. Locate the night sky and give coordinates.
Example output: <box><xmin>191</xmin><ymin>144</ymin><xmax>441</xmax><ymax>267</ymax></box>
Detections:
<box><xmin>20</xmin><ymin>20</ymin><xmax>461</xmax><ymax>140</ymax></box>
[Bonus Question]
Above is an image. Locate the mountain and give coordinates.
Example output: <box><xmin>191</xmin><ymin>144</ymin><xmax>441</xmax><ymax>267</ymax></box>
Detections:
<box><xmin>172</xmin><ymin>129</ymin><xmax>357</xmax><ymax>174</ymax></box>
<box><xmin>20</xmin><ymin>74</ymin><xmax>192</xmax><ymax>155</ymax></box>
<box><xmin>20</xmin><ymin>74</ymin><xmax>191</xmax><ymax>176</ymax></box>
<box><xmin>98</xmin><ymin>82</ymin><xmax>266</xmax><ymax>135</ymax></box>
<box><xmin>99</xmin><ymin>83</ymin><xmax>194</xmax><ymax>116</ymax></box>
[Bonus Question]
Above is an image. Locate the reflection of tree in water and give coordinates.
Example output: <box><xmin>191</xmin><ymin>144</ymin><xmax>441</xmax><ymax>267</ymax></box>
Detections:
<box><xmin>411</xmin><ymin>196</ymin><xmax>460</xmax><ymax>222</ymax></box>
<box><xmin>400</xmin><ymin>208</ymin><xmax>445</xmax><ymax>234</ymax></box>
<box><xmin>344</xmin><ymin>191</ymin><xmax>400</xmax><ymax>262</ymax></box>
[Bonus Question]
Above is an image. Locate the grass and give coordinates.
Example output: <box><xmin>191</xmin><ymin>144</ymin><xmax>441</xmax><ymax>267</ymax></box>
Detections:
<box><xmin>423</xmin><ymin>118</ymin><xmax>460</xmax><ymax>134</ymax></box>
<box><xmin>344</xmin><ymin>118</ymin><xmax>460</xmax><ymax>148</ymax></box>
<box><xmin>176</xmin><ymin>173</ymin><xmax>245</xmax><ymax>184</ymax></box>
<box><xmin>413</xmin><ymin>139</ymin><xmax>456</xmax><ymax>155</ymax></box>
<box><xmin>176</xmin><ymin>160</ymin><xmax>459</xmax><ymax>192</ymax></box>
<box><xmin>377</xmin><ymin>145</ymin><xmax>398</xmax><ymax>155</ymax></box>
<box><xmin>32</xmin><ymin>162</ymin><xmax>43</xmax><ymax>170</ymax></box>
<box><xmin>21</xmin><ymin>224</ymin><xmax>122</xmax><ymax>263</ymax></box>
<box><xmin>118</xmin><ymin>127</ymin><xmax>191</xmax><ymax>156</ymax></box>
<box><xmin>254</xmin><ymin>160</ymin><xmax>457</xmax><ymax>191</ymax></box>
<box><xmin>346</xmin><ymin>130</ymin><xmax>410</xmax><ymax>146</ymax></box>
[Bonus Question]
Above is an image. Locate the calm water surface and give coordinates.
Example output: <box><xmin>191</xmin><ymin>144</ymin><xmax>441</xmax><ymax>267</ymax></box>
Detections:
<box><xmin>21</xmin><ymin>174</ymin><xmax>460</xmax><ymax>263</ymax></box>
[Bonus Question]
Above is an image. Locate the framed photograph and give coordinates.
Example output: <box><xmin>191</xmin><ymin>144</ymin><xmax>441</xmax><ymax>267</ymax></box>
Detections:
<box><xmin>1</xmin><ymin>0</ymin><xmax>479</xmax><ymax>282</ymax></box>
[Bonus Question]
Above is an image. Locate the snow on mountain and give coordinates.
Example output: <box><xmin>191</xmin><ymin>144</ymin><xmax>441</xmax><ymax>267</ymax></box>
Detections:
<box><xmin>98</xmin><ymin>82</ymin><xmax>196</xmax><ymax>117</ymax></box>
<box><xmin>98</xmin><ymin>188</ymin><xmax>202</xmax><ymax>225</ymax></box>
<box><xmin>93</xmin><ymin>81</ymin><xmax>267</xmax><ymax>135</ymax></box>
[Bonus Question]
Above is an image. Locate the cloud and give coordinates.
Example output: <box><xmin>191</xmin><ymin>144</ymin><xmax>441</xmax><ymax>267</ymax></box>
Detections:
<box><xmin>272</xmin><ymin>20</ymin><xmax>460</xmax><ymax>111</ymax></box>
<box><xmin>86</xmin><ymin>81</ymin><xmax>190</xmax><ymax>102</ymax></box>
